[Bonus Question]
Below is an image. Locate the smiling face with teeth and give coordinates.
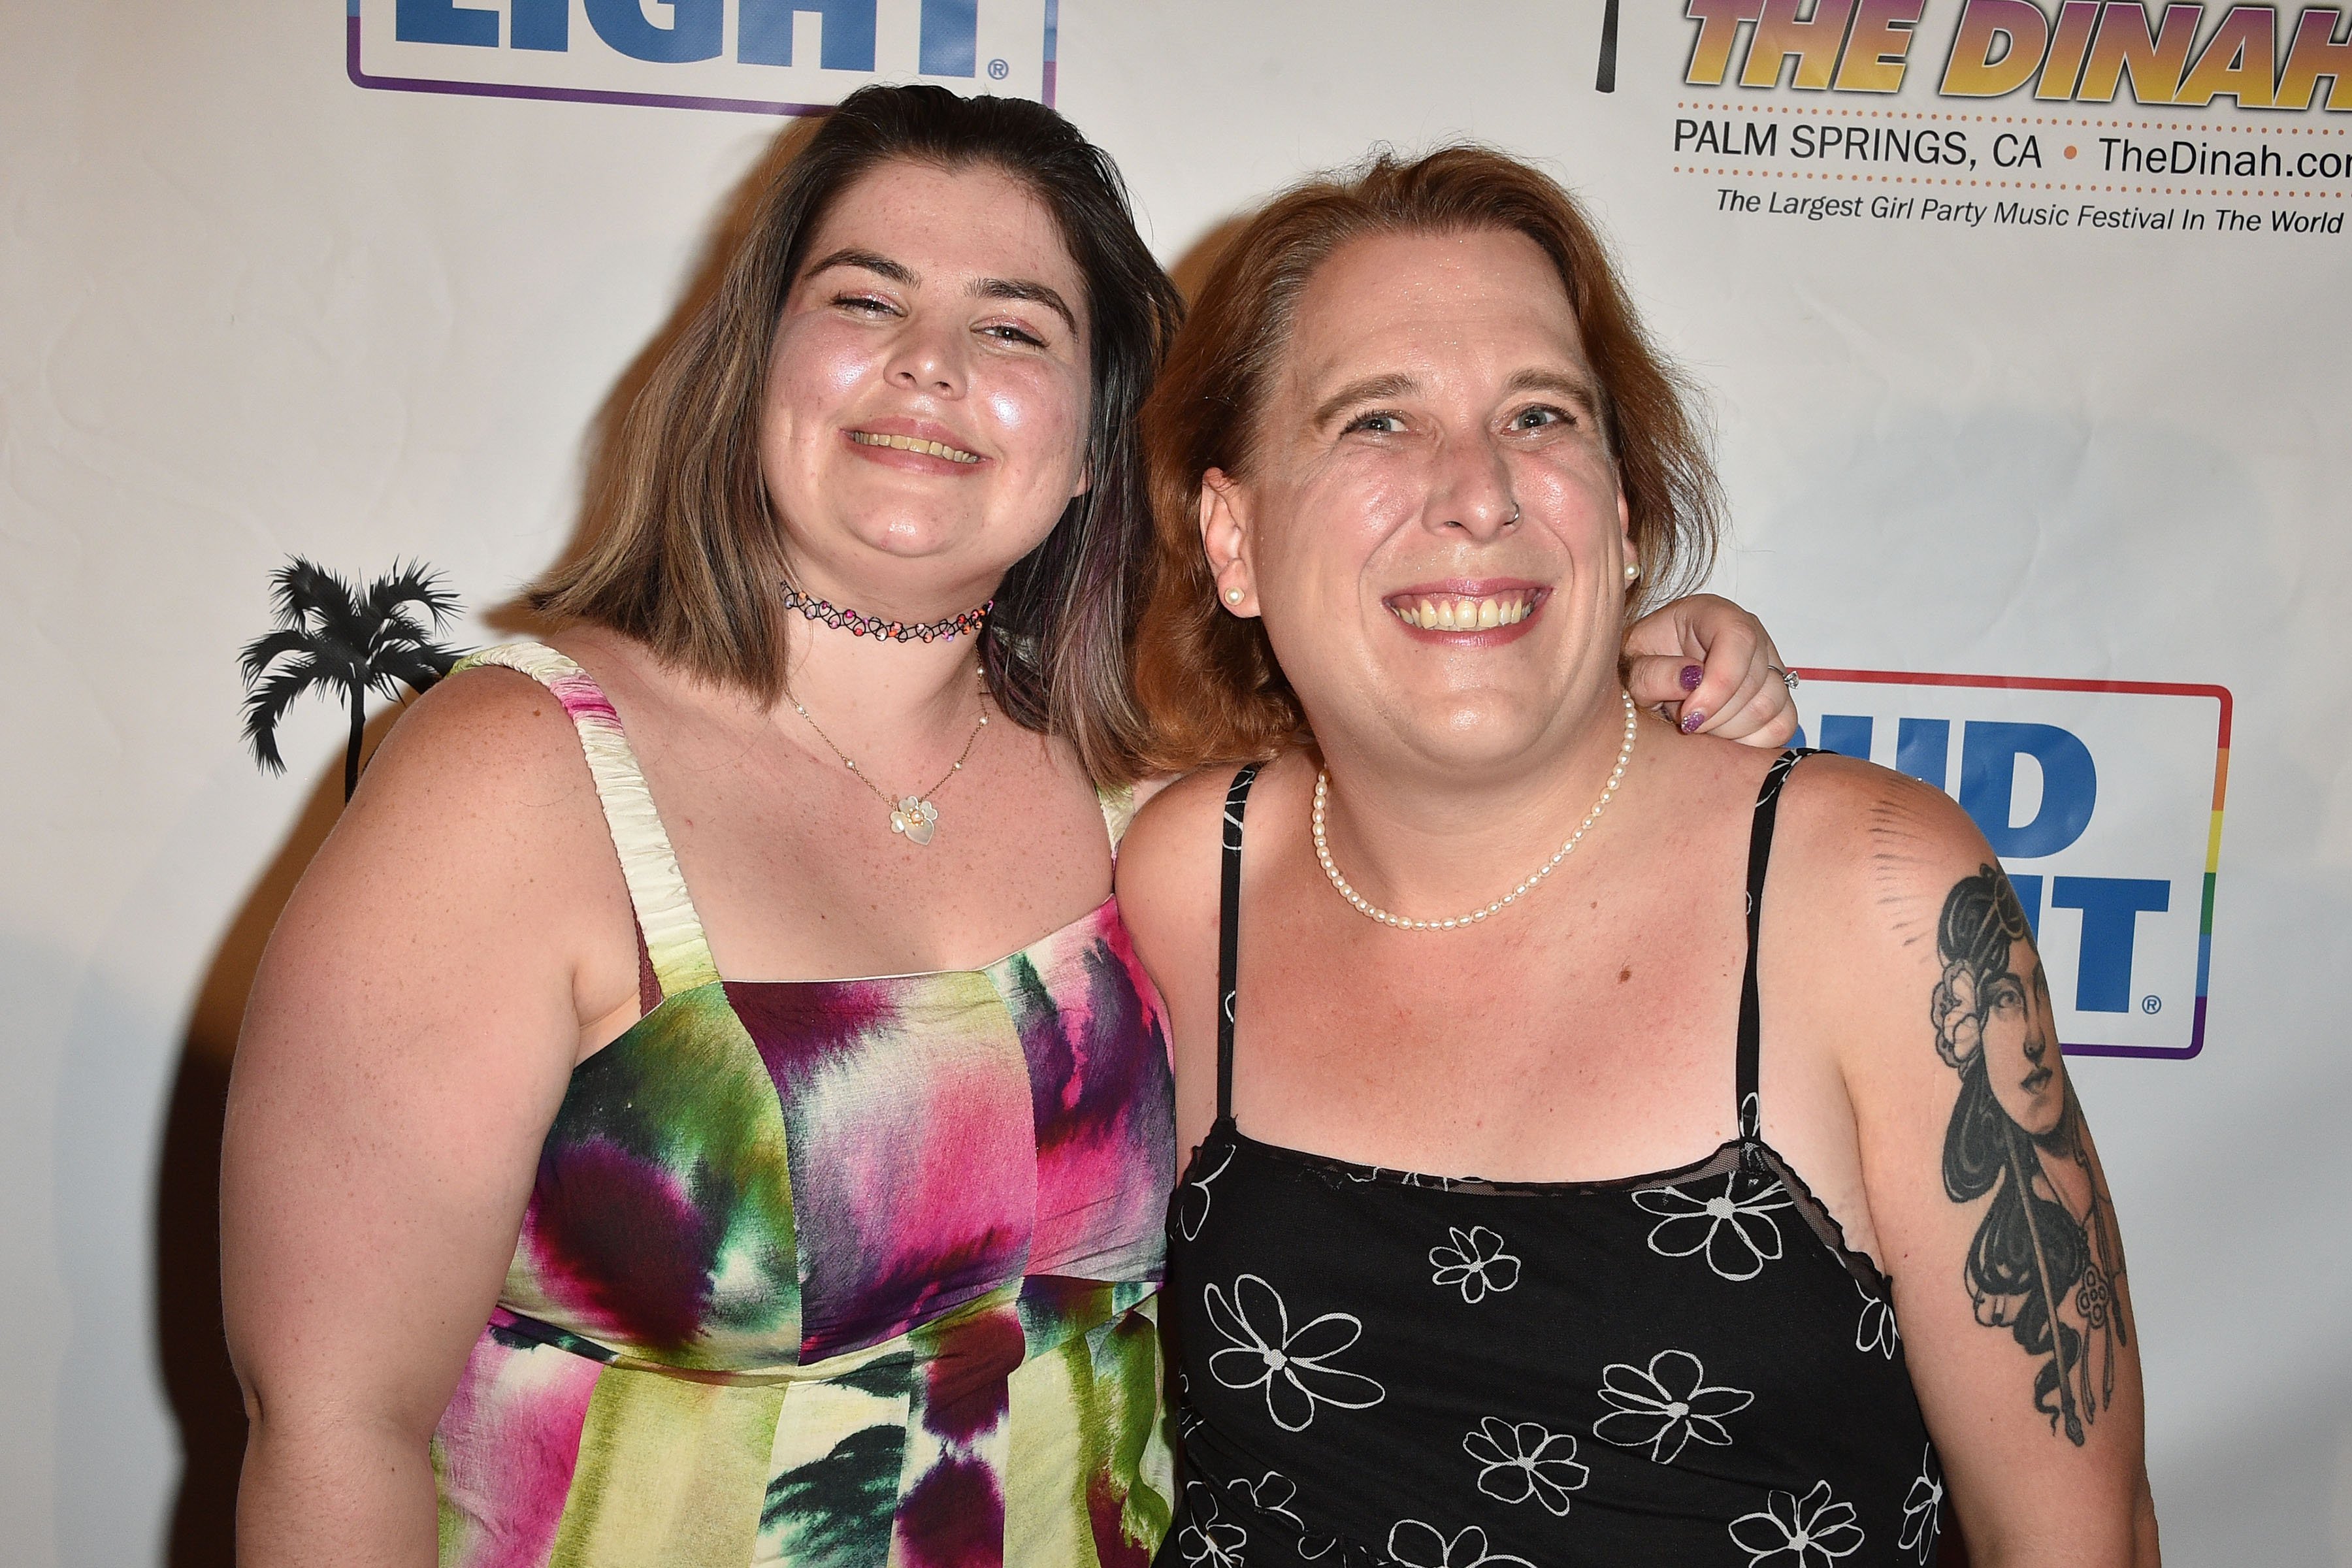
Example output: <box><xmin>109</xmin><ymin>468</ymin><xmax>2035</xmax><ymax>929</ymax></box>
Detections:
<box><xmin>1200</xmin><ymin>225</ymin><xmax>1638</xmax><ymax>782</ymax></box>
<box><xmin>759</xmin><ymin>159</ymin><xmax>1094</xmax><ymax>619</ymax></box>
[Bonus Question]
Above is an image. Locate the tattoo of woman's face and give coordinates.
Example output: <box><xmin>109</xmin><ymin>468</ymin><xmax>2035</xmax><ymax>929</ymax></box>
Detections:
<box><xmin>1932</xmin><ymin>866</ymin><xmax>2130</xmax><ymax>1446</ymax></box>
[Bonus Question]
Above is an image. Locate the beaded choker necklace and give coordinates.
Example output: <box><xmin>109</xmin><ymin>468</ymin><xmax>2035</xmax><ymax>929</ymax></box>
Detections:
<box><xmin>780</xmin><ymin>584</ymin><xmax>992</xmax><ymax>644</ymax></box>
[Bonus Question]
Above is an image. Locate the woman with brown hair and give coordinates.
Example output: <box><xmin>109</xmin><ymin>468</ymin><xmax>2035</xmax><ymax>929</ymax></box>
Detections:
<box><xmin>220</xmin><ymin>90</ymin><xmax>1791</xmax><ymax>1567</ymax></box>
<box><xmin>1120</xmin><ymin>147</ymin><xmax>2158</xmax><ymax>1565</ymax></box>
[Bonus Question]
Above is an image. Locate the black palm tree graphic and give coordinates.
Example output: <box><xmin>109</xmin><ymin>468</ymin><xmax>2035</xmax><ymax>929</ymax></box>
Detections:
<box><xmin>1597</xmin><ymin>0</ymin><xmax>1622</xmax><ymax>92</ymax></box>
<box><xmin>240</xmin><ymin>557</ymin><xmax>461</xmax><ymax>800</ymax></box>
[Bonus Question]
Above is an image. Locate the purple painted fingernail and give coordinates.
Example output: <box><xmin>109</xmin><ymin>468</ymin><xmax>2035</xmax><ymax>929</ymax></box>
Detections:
<box><xmin>1680</xmin><ymin>664</ymin><xmax>1704</xmax><ymax>692</ymax></box>
<box><xmin>1680</xmin><ymin>710</ymin><xmax>1707</xmax><ymax>734</ymax></box>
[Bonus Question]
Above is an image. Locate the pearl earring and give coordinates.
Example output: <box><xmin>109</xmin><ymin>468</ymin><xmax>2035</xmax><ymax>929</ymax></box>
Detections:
<box><xmin>1624</xmin><ymin>563</ymin><xmax>1640</xmax><ymax>582</ymax></box>
<box><xmin>1226</xmin><ymin>587</ymin><xmax>1246</xmax><ymax>604</ymax></box>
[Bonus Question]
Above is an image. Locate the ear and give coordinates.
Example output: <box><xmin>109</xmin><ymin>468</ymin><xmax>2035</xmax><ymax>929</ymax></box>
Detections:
<box><xmin>1200</xmin><ymin>468</ymin><xmax>1258</xmax><ymax>618</ymax></box>
<box><xmin>1616</xmin><ymin>485</ymin><xmax>1637</xmax><ymax>584</ymax></box>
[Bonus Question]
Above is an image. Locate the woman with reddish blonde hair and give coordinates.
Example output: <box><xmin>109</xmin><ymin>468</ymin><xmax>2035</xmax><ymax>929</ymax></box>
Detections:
<box><xmin>1120</xmin><ymin>146</ymin><xmax>2156</xmax><ymax>1565</ymax></box>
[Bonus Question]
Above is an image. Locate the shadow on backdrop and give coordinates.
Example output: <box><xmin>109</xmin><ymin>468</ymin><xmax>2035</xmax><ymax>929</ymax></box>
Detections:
<box><xmin>159</xmin><ymin>109</ymin><xmax>835</xmax><ymax>1566</ymax></box>
<box><xmin>485</xmin><ymin>112</ymin><xmax>828</xmax><ymax>638</ymax></box>
<box><xmin>158</xmin><ymin>710</ymin><xmax>400</xmax><ymax>1568</ymax></box>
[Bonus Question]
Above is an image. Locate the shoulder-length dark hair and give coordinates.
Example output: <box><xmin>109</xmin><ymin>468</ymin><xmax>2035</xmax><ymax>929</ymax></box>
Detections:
<box><xmin>1133</xmin><ymin>144</ymin><xmax>1725</xmax><ymax>776</ymax></box>
<box><xmin>534</xmin><ymin>85</ymin><xmax>1181</xmax><ymax>783</ymax></box>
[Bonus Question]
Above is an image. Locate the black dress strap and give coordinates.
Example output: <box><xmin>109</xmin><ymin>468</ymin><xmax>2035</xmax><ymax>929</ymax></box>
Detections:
<box><xmin>1737</xmin><ymin>749</ymin><xmax>1814</xmax><ymax>1141</ymax></box>
<box><xmin>1216</xmin><ymin>763</ymin><xmax>1264</xmax><ymax>1123</ymax></box>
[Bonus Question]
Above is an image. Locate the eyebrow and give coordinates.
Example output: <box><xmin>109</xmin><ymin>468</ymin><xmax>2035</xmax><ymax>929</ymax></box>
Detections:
<box><xmin>802</xmin><ymin>246</ymin><xmax>915</xmax><ymax>285</ymax></box>
<box><xmin>1504</xmin><ymin>367</ymin><xmax>1603</xmax><ymax>412</ymax></box>
<box><xmin>975</xmin><ymin>276</ymin><xmax>1077</xmax><ymax>336</ymax></box>
<box><xmin>802</xmin><ymin>248</ymin><xmax>1077</xmax><ymax>336</ymax></box>
<box><xmin>1312</xmin><ymin>372</ymin><xmax>1418</xmax><ymax>430</ymax></box>
<box><xmin>1309</xmin><ymin>367</ymin><xmax>1605</xmax><ymax>430</ymax></box>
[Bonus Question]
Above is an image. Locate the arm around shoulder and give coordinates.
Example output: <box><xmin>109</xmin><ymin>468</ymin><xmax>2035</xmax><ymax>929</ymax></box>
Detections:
<box><xmin>221</xmin><ymin>665</ymin><xmax>635</xmax><ymax>1567</ymax></box>
<box><xmin>1778</xmin><ymin>757</ymin><xmax>2158</xmax><ymax>1567</ymax></box>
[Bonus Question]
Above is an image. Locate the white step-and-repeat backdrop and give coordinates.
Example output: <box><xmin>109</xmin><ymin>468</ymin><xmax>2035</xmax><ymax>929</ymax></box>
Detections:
<box><xmin>5</xmin><ymin>2</ymin><xmax>2345</xmax><ymax>1562</ymax></box>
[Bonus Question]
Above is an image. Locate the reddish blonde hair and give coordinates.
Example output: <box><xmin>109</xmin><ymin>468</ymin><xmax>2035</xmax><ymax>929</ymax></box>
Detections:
<box><xmin>1133</xmin><ymin>146</ymin><xmax>1723</xmax><ymax>776</ymax></box>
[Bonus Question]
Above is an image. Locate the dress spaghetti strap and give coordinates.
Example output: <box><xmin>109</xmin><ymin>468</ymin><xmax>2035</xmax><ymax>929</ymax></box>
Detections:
<box><xmin>453</xmin><ymin>642</ymin><xmax>720</xmax><ymax>1002</ymax></box>
<box><xmin>1214</xmin><ymin>763</ymin><xmax>1264</xmax><ymax>1123</ymax></box>
<box><xmin>1735</xmin><ymin>748</ymin><xmax>1813</xmax><ymax>1141</ymax></box>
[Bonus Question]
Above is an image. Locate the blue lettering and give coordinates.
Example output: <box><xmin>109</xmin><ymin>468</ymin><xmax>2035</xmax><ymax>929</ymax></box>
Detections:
<box><xmin>512</xmin><ymin>0</ymin><xmax>568</xmax><ymax>50</ymax></box>
<box><xmin>584</xmin><ymin>0</ymin><xmax>723</xmax><ymax>62</ymax></box>
<box><xmin>1796</xmin><ymin>715</ymin><xmax>1945</xmax><ymax>783</ymax></box>
<box><xmin>1959</xmin><ymin>721</ymin><xmax>2096</xmax><ymax>858</ymax></box>
<box><xmin>919</xmin><ymin>0</ymin><xmax>978</xmax><ymax>76</ymax></box>
<box><xmin>739</xmin><ymin>0</ymin><xmax>878</xmax><ymax>69</ymax></box>
<box><xmin>1895</xmin><ymin>717</ymin><xmax>1950</xmax><ymax>789</ymax></box>
<box><xmin>1810</xmin><ymin>714</ymin><xmax>1872</xmax><ymax>760</ymax></box>
<box><xmin>397</xmin><ymin>0</ymin><xmax>498</xmax><ymax>46</ymax></box>
<box><xmin>2051</xmin><ymin>876</ymin><xmax>2169</xmax><ymax>1013</ymax></box>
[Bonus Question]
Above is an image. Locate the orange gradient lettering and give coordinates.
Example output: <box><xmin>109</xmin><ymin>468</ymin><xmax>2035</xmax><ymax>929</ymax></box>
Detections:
<box><xmin>1685</xmin><ymin>0</ymin><xmax>1770</xmax><ymax>85</ymax></box>
<box><xmin>1837</xmin><ymin>0</ymin><xmax>1929</xmax><ymax>90</ymax></box>
<box><xmin>2078</xmin><ymin>2</ymin><xmax>2204</xmax><ymax>103</ymax></box>
<box><xmin>1940</xmin><ymin>0</ymin><xmax>2050</xmax><ymax>96</ymax></box>
<box><xmin>2036</xmin><ymin>1</ymin><xmax>2103</xmax><ymax>99</ymax></box>
<box><xmin>2178</xmin><ymin>7</ymin><xmax>2281</xmax><ymax>106</ymax></box>
<box><xmin>1744</xmin><ymin>0</ymin><xmax>1859</xmax><ymax>89</ymax></box>
<box><xmin>2277</xmin><ymin>7</ymin><xmax>2352</xmax><ymax>109</ymax></box>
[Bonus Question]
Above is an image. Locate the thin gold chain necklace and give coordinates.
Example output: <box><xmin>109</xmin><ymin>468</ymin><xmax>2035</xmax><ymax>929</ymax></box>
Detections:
<box><xmin>1312</xmin><ymin>689</ymin><xmax>1638</xmax><ymax>930</ymax></box>
<box><xmin>789</xmin><ymin>668</ymin><xmax>989</xmax><ymax>846</ymax></box>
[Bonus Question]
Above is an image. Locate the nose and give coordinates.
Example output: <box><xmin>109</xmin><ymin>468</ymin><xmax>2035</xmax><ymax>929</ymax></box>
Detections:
<box><xmin>884</xmin><ymin>319</ymin><xmax>967</xmax><ymax>399</ymax></box>
<box><xmin>1424</xmin><ymin>432</ymin><xmax>1518</xmax><ymax>540</ymax></box>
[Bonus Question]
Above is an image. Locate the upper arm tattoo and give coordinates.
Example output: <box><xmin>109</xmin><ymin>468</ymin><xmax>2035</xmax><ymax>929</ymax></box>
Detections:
<box><xmin>1930</xmin><ymin>866</ymin><xmax>2132</xmax><ymax>1446</ymax></box>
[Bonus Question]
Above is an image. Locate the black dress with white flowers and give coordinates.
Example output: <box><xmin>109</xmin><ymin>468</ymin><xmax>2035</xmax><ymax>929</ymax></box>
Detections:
<box><xmin>1160</xmin><ymin>753</ymin><xmax>1945</xmax><ymax>1567</ymax></box>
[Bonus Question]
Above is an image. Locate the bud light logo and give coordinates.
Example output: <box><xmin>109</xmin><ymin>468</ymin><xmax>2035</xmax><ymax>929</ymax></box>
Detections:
<box><xmin>349</xmin><ymin>0</ymin><xmax>1057</xmax><ymax>117</ymax></box>
<box><xmin>1793</xmin><ymin>671</ymin><xmax>2229</xmax><ymax>1060</ymax></box>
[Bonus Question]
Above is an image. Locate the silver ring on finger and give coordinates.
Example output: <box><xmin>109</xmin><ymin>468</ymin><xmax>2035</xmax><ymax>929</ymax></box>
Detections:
<box><xmin>1767</xmin><ymin>664</ymin><xmax>1800</xmax><ymax>693</ymax></box>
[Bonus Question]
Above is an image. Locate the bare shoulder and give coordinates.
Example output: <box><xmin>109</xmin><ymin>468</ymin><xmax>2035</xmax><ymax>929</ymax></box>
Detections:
<box><xmin>1769</xmin><ymin>751</ymin><xmax>1997</xmax><ymax>960</ymax></box>
<box><xmin>1115</xmin><ymin>762</ymin><xmax>1240</xmax><ymax>956</ymax></box>
<box><xmin>264</xmin><ymin>658</ymin><xmax>623</xmax><ymax>993</ymax></box>
<box><xmin>355</xmin><ymin>658</ymin><xmax>596</xmax><ymax>821</ymax></box>
<box><xmin>1757</xmin><ymin>749</ymin><xmax>2036</xmax><ymax>1105</ymax></box>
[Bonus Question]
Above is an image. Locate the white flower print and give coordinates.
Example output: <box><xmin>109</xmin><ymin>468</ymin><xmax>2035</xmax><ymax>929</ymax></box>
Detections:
<box><xmin>1177</xmin><ymin>1142</ymin><xmax>1235</xmax><ymax>1241</ymax></box>
<box><xmin>1593</xmin><ymin>1348</ymin><xmax>1755</xmax><ymax>1463</ymax></box>
<box><xmin>1347</xmin><ymin>1166</ymin><xmax>1457</xmax><ymax>1187</ymax></box>
<box><xmin>1728</xmin><ymin>1480</ymin><xmax>1866</xmax><ymax>1567</ymax></box>
<box><xmin>1462</xmin><ymin>1417</ymin><xmax>1589</xmax><ymax>1516</ymax></box>
<box><xmin>1177</xmin><ymin>1481</ymin><xmax>1247</xmax><ymax>1567</ymax></box>
<box><xmin>1226</xmin><ymin>1471</ymin><xmax>1335</xmax><ymax>1560</ymax></box>
<box><xmin>1855</xmin><ymin>1279</ymin><xmax>1899</xmax><ymax>1359</ymax></box>
<box><xmin>1899</xmin><ymin>1447</ymin><xmax>1944</xmax><ymax>1562</ymax></box>
<box><xmin>1203</xmin><ymin>1273</ymin><xmax>1387</xmax><ymax>1432</ymax></box>
<box><xmin>1384</xmin><ymin>1520</ymin><xmax>1536</xmax><ymax>1567</ymax></box>
<box><xmin>1428</xmin><ymin>1226</ymin><xmax>1522</xmax><ymax>1303</ymax></box>
<box><xmin>1633</xmin><ymin>1171</ymin><xmax>1793</xmax><ymax>1281</ymax></box>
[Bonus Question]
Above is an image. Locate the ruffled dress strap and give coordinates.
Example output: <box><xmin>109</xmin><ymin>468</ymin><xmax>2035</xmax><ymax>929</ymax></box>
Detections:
<box><xmin>453</xmin><ymin>641</ymin><xmax>720</xmax><ymax>1000</ymax></box>
<box><xmin>1096</xmin><ymin>781</ymin><xmax>1139</xmax><ymax>854</ymax></box>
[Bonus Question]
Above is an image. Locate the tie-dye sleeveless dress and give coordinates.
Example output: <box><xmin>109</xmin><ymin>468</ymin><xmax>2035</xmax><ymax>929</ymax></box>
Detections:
<box><xmin>431</xmin><ymin>642</ymin><xmax>1177</xmax><ymax>1568</ymax></box>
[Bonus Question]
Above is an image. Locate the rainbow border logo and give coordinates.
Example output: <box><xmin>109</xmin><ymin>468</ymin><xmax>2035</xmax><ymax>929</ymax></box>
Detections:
<box><xmin>1795</xmin><ymin>668</ymin><xmax>2229</xmax><ymax>1060</ymax></box>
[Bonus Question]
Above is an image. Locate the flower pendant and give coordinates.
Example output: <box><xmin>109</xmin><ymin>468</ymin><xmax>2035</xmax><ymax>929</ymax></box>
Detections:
<box><xmin>890</xmin><ymin>794</ymin><xmax>939</xmax><ymax>846</ymax></box>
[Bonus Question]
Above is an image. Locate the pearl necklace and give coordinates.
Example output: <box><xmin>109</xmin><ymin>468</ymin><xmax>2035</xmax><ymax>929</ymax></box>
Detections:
<box><xmin>1312</xmin><ymin>689</ymin><xmax>1638</xmax><ymax>931</ymax></box>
